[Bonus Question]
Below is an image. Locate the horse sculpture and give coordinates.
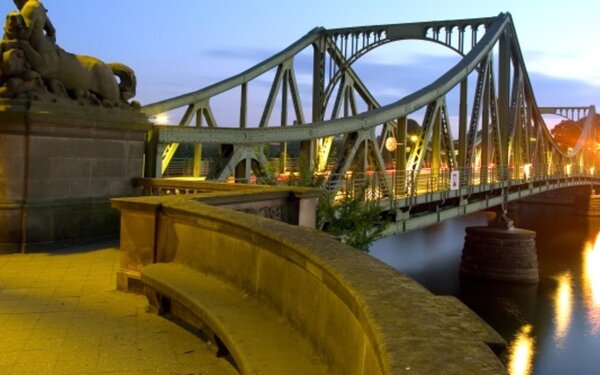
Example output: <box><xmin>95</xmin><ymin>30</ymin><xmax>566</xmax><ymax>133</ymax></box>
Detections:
<box><xmin>0</xmin><ymin>0</ymin><xmax>136</xmax><ymax>105</ymax></box>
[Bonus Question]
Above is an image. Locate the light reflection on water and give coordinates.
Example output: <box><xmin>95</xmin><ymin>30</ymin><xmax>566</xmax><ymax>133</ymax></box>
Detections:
<box><xmin>553</xmin><ymin>272</ymin><xmax>572</xmax><ymax>348</ymax></box>
<box><xmin>583</xmin><ymin>232</ymin><xmax>600</xmax><ymax>335</ymax></box>
<box><xmin>508</xmin><ymin>324</ymin><xmax>535</xmax><ymax>375</ymax></box>
<box><xmin>370</xmin><ymin>206</ymin><xmax>600</xmax><ymax>374</ymax></box>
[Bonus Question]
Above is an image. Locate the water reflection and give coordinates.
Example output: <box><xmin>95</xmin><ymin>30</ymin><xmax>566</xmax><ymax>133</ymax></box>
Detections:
<box><xmin>508</xmin><ymin>324</ymin><xmax>535</xmax><ymax>375</ymax></box>
<box><xmin>371</xmin><ymin>207</ymin><xmax>600</xmax><ymax>373</ymax></box>
<box><xmin>583</xmin><ymin>231</ymin><xmax>600</xmax><ymax>335</ymax></box>
<box><xmin>553</xmin><ymin>272</ymin><xmax>573</xmax><ymax>347</ymax></box>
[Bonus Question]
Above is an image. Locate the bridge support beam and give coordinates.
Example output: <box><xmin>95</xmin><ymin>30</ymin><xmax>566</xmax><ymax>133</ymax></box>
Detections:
<box><xmin>460</xmin><ymin>212</ymin><xmax>539</xmax><ymax>283</ymax></box>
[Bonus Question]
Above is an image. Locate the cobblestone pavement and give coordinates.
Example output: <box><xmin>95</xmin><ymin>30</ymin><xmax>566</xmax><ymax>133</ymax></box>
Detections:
<box><xmin>0</xmin><ymin>243</ymin><xmax>237</xmax><ymax>375</ymax></box>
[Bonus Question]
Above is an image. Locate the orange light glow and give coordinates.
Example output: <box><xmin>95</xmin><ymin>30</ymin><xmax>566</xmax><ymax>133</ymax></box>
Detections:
<box><xmin>583</xmin><ymin>231</ymin><xmax>600</xmax><ymax>334</ymax></box>
<box><xmin>152</xmin><ymin>113</ymin><xmax>170</xmax><ymax>125</ymax></box>
<box><xmin>553</xmin><ymin>272</ymin><xmax>573</xmax><ymax>347</ymax></box>
<box><xmin>524</xmin><ymin>163</ymin><xmax>532</xmax><ymax>179</ymax></box>
<box><xmin>385</xmin><ymin>137</ymin><xmax>398</xmax><ymax>152</ymax></box>
<box><xmin>507</xmin><ymin>324</ymin><xmax>535</xmax><ymax>375</ymax></box>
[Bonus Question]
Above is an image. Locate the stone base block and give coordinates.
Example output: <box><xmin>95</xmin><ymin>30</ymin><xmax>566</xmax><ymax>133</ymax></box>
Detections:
<box><xmin>117</xmin><ymin>268</ymin><xmax>144</xmax><ymax>293</ymax></box>
<box><xmin>0</xmin><ymin>99</ymin><xmax>151</xmax><ymax>252</ymax></box>
<box><xmin>460</xmin><ymin>225</ymin><xmax>539</xmax><ymax>283</ymax></box>
<box><xmin>0</xmin><ymin>198</ymin><xmax>120</xmax><ymax>253</ymax></box>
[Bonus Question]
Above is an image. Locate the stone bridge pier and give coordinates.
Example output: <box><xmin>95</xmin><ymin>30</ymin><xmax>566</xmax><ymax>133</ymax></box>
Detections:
<box><xmin>460</xmin><ymin>207</ymin><xmax>539</xmax><ymax>283</ymax></box>
<box><xmin>460</xmin><ymin>185</ymin><xmax>600</xmax><ymax>283</ymax></box>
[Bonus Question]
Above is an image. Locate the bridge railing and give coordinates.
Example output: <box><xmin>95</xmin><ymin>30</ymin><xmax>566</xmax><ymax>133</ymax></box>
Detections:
<box><xmin>319</xmin><ymin>165</ymin><xmax>591</xmax><ymax>202</ymax></box>
<box><xmin>136</xmin><ymin>164</ymin><xmax>595</xmax><ymax>206</ymax></box>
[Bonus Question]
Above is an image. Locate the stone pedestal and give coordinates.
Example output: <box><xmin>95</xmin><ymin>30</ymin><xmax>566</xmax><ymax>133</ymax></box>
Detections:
<box><xmin>460</xmin><ymin>215</ymin><xmax>538</xmax><ymax>283</ymax></box>
<box><xmin>0</xmin><ymin>100</ymin><xmax>151</xmax><ymax>253</ymax></box>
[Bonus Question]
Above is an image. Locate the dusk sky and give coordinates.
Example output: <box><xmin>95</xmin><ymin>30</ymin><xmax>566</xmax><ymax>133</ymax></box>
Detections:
<box><xmin>1</xmin><ymin>0</ymin><xmax>598</xmax><ymax>126</ymax></box>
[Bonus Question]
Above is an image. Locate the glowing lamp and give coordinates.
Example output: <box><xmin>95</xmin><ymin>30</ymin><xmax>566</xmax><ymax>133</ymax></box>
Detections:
<box><xmin>153</xmin><ymin>114</ymin><xmax>170</xmax><ymax>125</ymax></box>
<box><xmin>385</xmin><ymin>137</ymin><xmax>398</xmax><ymax>152</ymax></box>
<box><xmin>524</xmin><ymin>163</ymin><xmax>532</xmax><ymax>180</ymax></box>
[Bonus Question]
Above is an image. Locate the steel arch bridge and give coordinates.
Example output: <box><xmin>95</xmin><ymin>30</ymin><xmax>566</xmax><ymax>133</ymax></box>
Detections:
<box><xmin>140</xmin><ymin>12</ymin><xmax>599</xmax><ymax>229</ymax></box>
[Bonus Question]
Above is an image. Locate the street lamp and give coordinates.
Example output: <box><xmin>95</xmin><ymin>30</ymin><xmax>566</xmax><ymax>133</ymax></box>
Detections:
<box><xmin>385</xmin><ymin>137</ymin><xmax>398</xmax><ymax>152</ymax></box>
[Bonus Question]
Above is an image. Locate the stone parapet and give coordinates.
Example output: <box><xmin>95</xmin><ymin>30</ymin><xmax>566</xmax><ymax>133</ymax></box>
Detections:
<box><xmin>111</xmin><ymin>184</ymin><xmax>320</xmax><ymax>291</ymax></box>
<box><xmin>114</xmin><ymin>194</ymin><xmax>506</xmax><ymax>374</ymax></box>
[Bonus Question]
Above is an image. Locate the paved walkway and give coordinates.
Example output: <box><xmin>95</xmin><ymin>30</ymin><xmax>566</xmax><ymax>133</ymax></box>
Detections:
<box><xmin>0</xmin><ymin>243</ymin><xmax>237</xmax><ymax>375</ymax></box>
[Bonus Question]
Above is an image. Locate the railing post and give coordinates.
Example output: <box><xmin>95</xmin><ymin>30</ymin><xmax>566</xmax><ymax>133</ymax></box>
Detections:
<box><xmin>396</xmin><ymin>117</ymin><xmax>407</xmax><ymax>197</ymax></box>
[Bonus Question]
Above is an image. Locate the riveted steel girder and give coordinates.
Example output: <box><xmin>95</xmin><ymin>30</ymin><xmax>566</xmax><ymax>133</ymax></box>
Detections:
<box><xmin>142</xmin><ymin>11</ymin><xmax>598</xmax><ymax>197</ymax></box>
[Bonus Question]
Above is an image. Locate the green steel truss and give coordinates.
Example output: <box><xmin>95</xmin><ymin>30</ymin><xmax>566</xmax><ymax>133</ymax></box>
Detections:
<box><xmin>142</xmin><ymin>13</ymin><xmax>598</xmax><ymax>199</ymax></box>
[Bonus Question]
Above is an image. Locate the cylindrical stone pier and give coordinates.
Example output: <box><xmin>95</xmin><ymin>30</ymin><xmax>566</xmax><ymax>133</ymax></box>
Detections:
<box><xmin>575</xmin><ymin>191</ymin><xmax>600</xmax><ymax>216</ymax></box>
<box><xmin>460</xmin><ymin>216</ymin><xmax>539</xmax><ymax>283</ymax></box>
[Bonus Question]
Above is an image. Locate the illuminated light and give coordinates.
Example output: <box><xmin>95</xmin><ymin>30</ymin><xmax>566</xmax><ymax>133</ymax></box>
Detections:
<box><xmin>507</xmin><ymin>324</ymin><xmax>535</xmax><ymax>375</ymax></box>
<box><xmin>365</xmin><ymin>186</ymin><xmax>381</xmax><ymax>200</ymax></box>
<box><xmin>565</xmin><ymin>163</ymin><xmax>572</xmax><ymax>175</ymax></box>
<box><xmin>553</xmin><ymin>272</ymin><xmax>573</xmax><ymax>348</ymax></box>
<box><xmin>409</xmin><ymin>135</ymin><xmax>418</xmax><ymax>143</ymax></box>
<box><xmin>582</xmin><ymin>231</ymin><xmax>600</xmax><ymax>334</ymax></box>
<box><xmin>591</xmin><ymin>167</ymin><xmax>595</xmax><ymax>176</ymax></box>
<box><xmin>529</xmin><ymin>137</ymin><xmax>537</xmax><ymax>142</ymax></box>
<box><xmin>385</xmin><ymin>137</ymin><xmax>398</xmax><ymax>152</ymax></box>
<box><xmin>524</xmin><ymin>163</ymin><xmax>532</xmax><ymax>180</ymax></box>
<box><xmin>152</xmin><ymin>113</ymin><xmax>170</xmax><ymax>125</ymax></box>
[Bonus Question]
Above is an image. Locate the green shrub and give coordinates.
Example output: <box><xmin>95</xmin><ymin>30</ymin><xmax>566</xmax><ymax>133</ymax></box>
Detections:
<box><xmin>317</xmin><ymin>189</ymin><xmax>388</xmax><ymax>252</ymax></box>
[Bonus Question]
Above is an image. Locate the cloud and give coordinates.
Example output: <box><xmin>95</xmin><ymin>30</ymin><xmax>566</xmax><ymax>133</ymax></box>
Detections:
<box><xmin>144</xmin><ymin>42</ymin><xmax>598</xmax><ymax>128</ymax></box>
<box><xmin>525</xmin><ymin>49</ymin><xmax>600</xmax><ymax>87</ymax></box>
<box><xmin>527</xmin><ymin>72</ymin><xmax>599</xmax><ymax>107</ymax></box>
<box><xmin>200</xmin><ymin>47</ymin><xmax>275</xmax><ymax>61</ymax></box>
<box><xmin>360</xmin><ymin>46</ymin><xmax>458</xmax><ymax>67</ymax></box>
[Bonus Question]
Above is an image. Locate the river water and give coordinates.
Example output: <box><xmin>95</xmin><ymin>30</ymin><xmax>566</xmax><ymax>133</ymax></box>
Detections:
<box><xmin>370</xmin><ymin>203</ymin><xmax>600</xmax><ymax>375</ymax></box>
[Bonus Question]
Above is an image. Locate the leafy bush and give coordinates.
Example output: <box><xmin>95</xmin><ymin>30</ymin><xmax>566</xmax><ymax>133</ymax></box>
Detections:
<box><xmin>317</xmin><ymin>189</ymin><xmax>388</xmax><ymax>252</ymax></box>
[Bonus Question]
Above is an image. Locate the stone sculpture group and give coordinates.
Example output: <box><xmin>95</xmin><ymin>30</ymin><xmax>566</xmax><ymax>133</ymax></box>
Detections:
<box><xmin>0</xmin><ymin>0</ymin><xmax>137</xmax><ymax>108</ymax></box>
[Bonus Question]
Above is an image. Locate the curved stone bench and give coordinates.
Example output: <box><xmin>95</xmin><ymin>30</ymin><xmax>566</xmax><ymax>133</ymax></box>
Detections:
<box><xmin>143</xmin><ymin>263</ymin><xmax>327</xmax><ymax>374</ymax></box>
<box><xmin>117</xmin><ymin>196</ymin><xmax>506</xmax><ymax>374</ymax></box>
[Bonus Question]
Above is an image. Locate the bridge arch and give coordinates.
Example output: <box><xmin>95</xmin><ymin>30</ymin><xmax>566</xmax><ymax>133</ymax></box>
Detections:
<box><xmin>320</xmin><ymin>19</ymin><xmax>492</xmax><ymax>114</ymax></box>
<box><xmin>141</xmin><ymin>13</ymin><xmax>599</xmax><ymax>204</ymax></box>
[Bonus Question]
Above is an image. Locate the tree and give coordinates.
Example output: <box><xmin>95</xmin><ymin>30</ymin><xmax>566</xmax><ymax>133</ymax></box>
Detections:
<box><xmin>550</xmin><ymin>113</ymin><xmax>600</xmax><ymax>151</ymax></box>
<box><xmin>317</xmin><ymin>189</ymin><xmax>389</xmax><ymax>252</ymax></box>
<box><xmin>551</xmin><ymin>119</ymin><xmax>581</xmax><ymax>151</ymax></box>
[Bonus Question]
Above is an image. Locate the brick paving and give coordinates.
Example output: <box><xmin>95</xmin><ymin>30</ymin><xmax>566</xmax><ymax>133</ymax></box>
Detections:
<box><xmin>0</xmin><ymin>243</ymin><xmax>236</xmax><ymax>375</ymax></box>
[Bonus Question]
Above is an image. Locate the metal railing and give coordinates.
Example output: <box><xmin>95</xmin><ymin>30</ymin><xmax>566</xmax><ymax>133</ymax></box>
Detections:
<box><xmin>142</xmin><ymin>163</ymin><xmax>598</xmax><ymax>206</ymax></box>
